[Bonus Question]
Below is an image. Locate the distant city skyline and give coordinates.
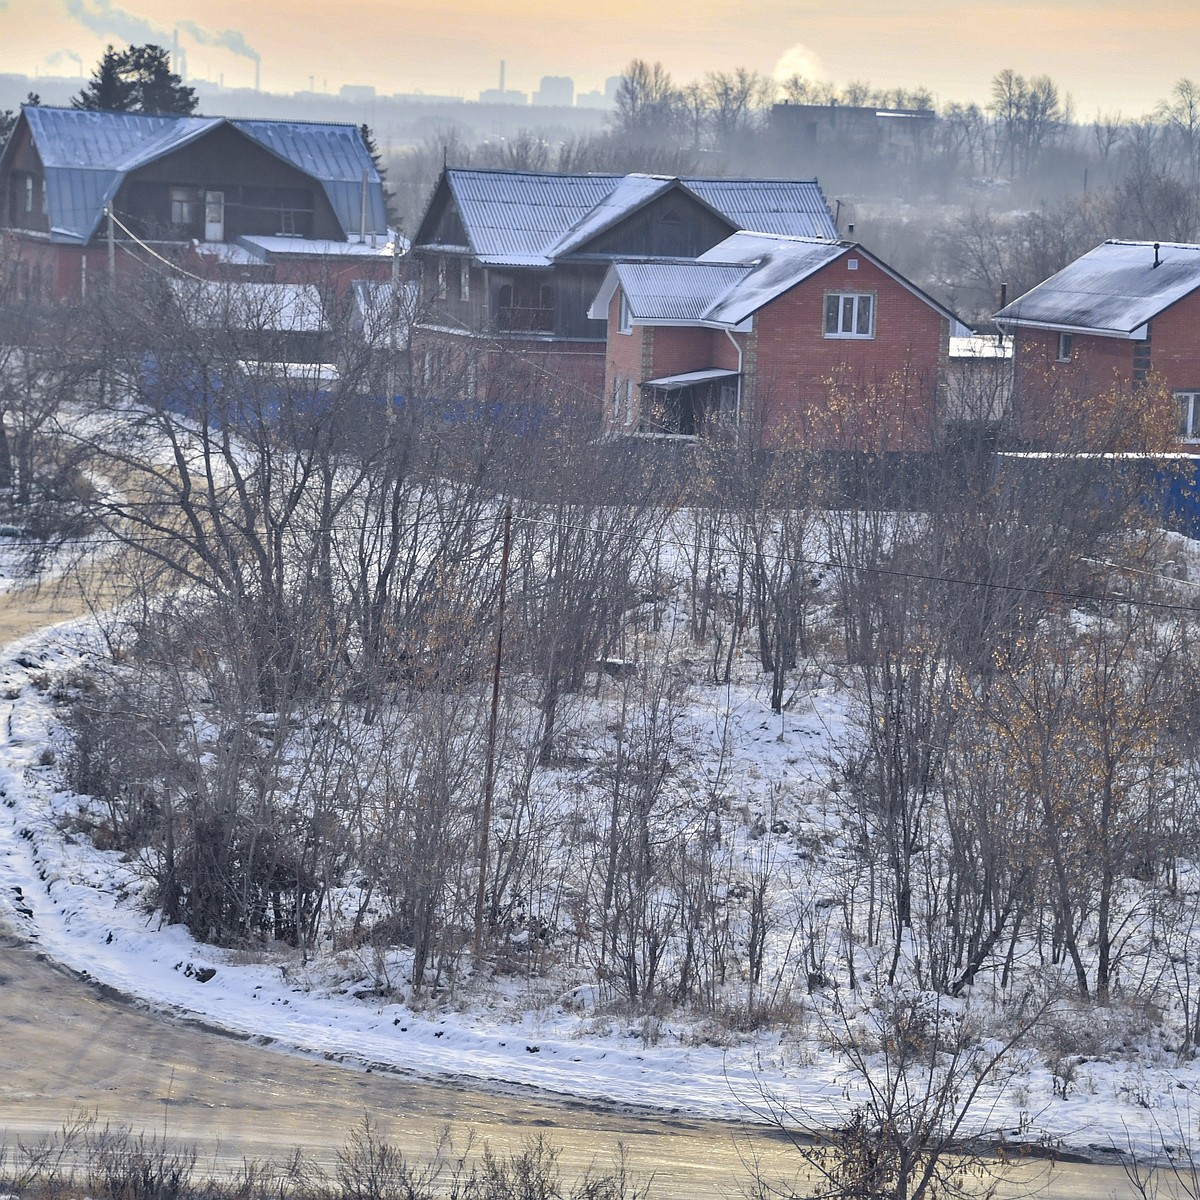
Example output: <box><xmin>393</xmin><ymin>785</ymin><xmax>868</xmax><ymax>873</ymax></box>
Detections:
<box><xmin>1</xmin><ymin>0</ymin><xmax>1197</xmax><ymax>116</ymax></box>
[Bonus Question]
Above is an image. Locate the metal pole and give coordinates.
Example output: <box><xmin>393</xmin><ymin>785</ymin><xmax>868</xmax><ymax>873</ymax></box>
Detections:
<box><xmin>475</xmin><ymin>505</ymin><xmax>512</xmax><ymax>961</ymax></box>
<box><xmin>359</xmin><ymin>169</ymin><xmax>368</xmax><ymax>242</ymax></box>
<box><xmin>106</xmin><ymin>206</ymin><xmax>116</xmax><ymax>282</ymax></box>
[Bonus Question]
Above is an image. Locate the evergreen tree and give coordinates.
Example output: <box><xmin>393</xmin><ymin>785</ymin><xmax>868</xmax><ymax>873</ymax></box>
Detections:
<box><xmin>1</xmin><ymin>93</ymin><xmax>39</xmax><ymax>148</ymax></box>
<box><xmin>72</xmin><ymin>44</ymin><xmax>196</xmax><ymax>116</ymax></box>
<box><xmin>73</xmin><ymin>45</ymin><xmax>136</xmax><ymax>112</ymax></box>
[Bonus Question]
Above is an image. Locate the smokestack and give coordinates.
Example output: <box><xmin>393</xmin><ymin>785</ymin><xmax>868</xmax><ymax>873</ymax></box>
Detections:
<box><xmin>172</xmin><ymin>27</ymin><xmax>179</xmax><ymax>72</ymax></box>
<box><xmin>500</xmin><ymin>60</ymin><xmax>505</xmax><ymax>92</ymax></box>
<box><xmin>255</xmin><ymin>58</ymin><xmax>260</xmax><ymax>91</ymax></box>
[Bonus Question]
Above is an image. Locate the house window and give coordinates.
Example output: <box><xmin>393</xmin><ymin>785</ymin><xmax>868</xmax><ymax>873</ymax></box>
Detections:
<box><xmin>824</xmin><ymin>292</ymin><xmax>874</xmax><ymax>338</ymax></box>
<box><xmin>436</xmin><ymin>258</ymin><xmax>447</xmax><ymax>297</ymax></box>
<box><xmin>1178</xmin><ymin>391</ymin><xmax>1200</xmax><ymax>441</ymax></box>
<box><xmin>170</xmin><ymin>187</ymin><xmax>200</xmax><ymax>226</ymax></box>
<box><xmin>619</xmin><ymin>292</ymin><xmax>633</xmax><ymax>335</ymax></box>
<box><xmin>1057</xmin><ymin>332</ymin><xmax>1074</xmax><ymax>362</ymax></box>
<box><xmin>459</xmin><ymin>260</ymin><xmax>470</xmax><ymax>302</ymax></box>
<box><xmin>23</xmin><ymin>176</ymin><xmax>33</xmax><ymax>214</ymax></box>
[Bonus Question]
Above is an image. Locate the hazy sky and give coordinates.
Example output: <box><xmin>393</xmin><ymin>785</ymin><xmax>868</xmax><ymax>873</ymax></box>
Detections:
<box><xmin>1</xmin><ymin>0</ymin><xmax>1195</xmax><ymax>114</ymax></box>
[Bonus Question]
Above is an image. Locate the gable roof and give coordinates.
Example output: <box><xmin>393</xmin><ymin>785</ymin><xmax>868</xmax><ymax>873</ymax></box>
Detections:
<box><xmin>5</xmin><ymin>105</ymin><xmax>385</xmax><ymax>245</ymax></box>
<box><xmin>414</xmin><ymin>168</ymin><xmax>837</xmax><ymax>267</ymax></box>
<box><xmin>995</xmin><ymin>240</ymin><xmax>1200</xmax><ymax>336</ymax></box>
<box><xmin>589</xmin><ymin>232</ymin><xmax>962</xmax><ymax>330</ymax></box>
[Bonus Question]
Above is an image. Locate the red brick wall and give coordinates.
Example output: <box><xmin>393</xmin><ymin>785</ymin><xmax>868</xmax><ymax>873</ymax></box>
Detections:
<box><xmin>1011</xmin><ymin>317</ymin><xmax>1195</xmax><ymax>449</ymax></box>
<box><xmin>1152</xmin><ymin>290</ymin><xmax>1200</xmax><ymax>392</ymax></box>
<box><xmin>748</xmin><ymin>255</ymin><xmax>943</xmax><ymax>451</ymax></box>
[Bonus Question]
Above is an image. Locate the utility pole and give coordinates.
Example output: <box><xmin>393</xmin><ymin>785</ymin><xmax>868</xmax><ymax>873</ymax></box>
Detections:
<box><xmin>475</xmin><ymin>505</ymin><xmax>513</xmax><ymax>962</ymax></box>
<box><xmin>386</xmin><ymin>234</ymin><xmax>401</xmax><ymax>414</ymax></box>
<box><xmin>106</xmin><ymin>206</ymin><xmax>116</xmax><ymax>282</ymax></box>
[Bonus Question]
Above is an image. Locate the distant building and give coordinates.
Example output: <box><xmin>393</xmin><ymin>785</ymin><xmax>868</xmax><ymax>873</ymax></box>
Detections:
<box><xmin>478</xmin><ymin>89</ymin><xmax>528</xmax><ymax>106</ymax></box>
<box><xmin>339</xmin><ymin>84</ymin><xmax>377</xmax><ymax>102</ymax></box>
<box><xmin>575</xmin><ymin>90</ymin><xmax>608</xmax><ymax>110</ymax></box>
<box><xmin>771</xmin><ymin>101</ymin><xmax>936</xmax><ymax>162</ymax></box>
<box><xmin>533</xmin><ymin>76</ymin><xmax>574</xmax><ymax>107</ymax></box>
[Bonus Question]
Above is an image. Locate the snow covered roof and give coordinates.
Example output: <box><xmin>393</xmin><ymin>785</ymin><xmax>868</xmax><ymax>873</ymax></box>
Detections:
<box><xmin>421</xmin><ymin>169</ymin><xmax>837</xmax><ymax>267</ymax></box>
<box><xmin>995</xmin><ymin>240</ymin><xmax>1200</xmax><ymax>336</ymax></box>
<box><xmin>7</xmin><ymin>105</ymin><xmax>385</xmax><ymax>245</ymax></box>
<box><xmin>169</xmin><ymin>280</ymin><xmax>327</xmax><ymax>332</ymax></box>
<box><xmin>643</xmin><ymin>368</ymin><xmax>739</xmax><ymax>389</ymax></box>
<box><xmin>589</xmin><ymin>232</ymin><xmax>962</xmax><ymax>331</ymax></box>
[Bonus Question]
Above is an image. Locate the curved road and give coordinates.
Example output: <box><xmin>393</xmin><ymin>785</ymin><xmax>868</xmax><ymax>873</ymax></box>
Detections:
<box><xmin>0</xmin><ymin>576</ymin><xmax>1139</xmax><ymax>1197</ymax></box>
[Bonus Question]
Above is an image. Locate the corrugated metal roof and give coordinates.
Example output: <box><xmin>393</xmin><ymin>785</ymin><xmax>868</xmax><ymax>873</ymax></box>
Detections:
<box><xmin>446</xmin><ymin>169</ymin><xmax>622</xmax><ymax>265</ymax></box>
<box><xmin>644</xmin><ymin>368</ymin><xmax>739</xmax><ymax>388</ymax></box>
<box><xmin>16</xmin><ymin>105</ymin><xmax>385</xmax><ymax>244</ymax></box>
<box><xmin>547</xmin><ymin>174</ymin><xmax>674</xmax><ymax>256</ymax></box>
<box><xmin>614</xmin><ymin>261</ymin><xmax>748</xmax><ymax>322</ymax></box>
<box><xmin>436</xmin><ymin>168</ymin><xmax>836</xmax><ymax>266</ymax></box>
<box><xmin>682</xmin><ymin>179</ymin><xmax>838</xmax><ymax>239</ymax></box>
<box><xmin>699</xmin><ymin>232</ymin><xmax>846</xmax><ymax>325</ymax></box>
<box><xmin>995</xmin><ymin>240</ymin><xmax>1200</xmax><ymax>334</ymax></box>
<box><xmin>232</xmin><ymin>119</ymin><xmax>385</xmax><ymax>236</ymax></box>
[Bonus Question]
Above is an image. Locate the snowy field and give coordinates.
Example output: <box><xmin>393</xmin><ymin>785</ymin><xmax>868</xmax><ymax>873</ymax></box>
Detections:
<box><xmin>3</xmin><ymin>614</ymin><xmax>1200</xmax><ymax>1168</ymax></box>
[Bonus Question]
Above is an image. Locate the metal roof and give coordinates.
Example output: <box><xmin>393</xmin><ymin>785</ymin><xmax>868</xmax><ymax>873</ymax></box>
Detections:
<box><xmin>995</xmin><ymin>240</ymin><xmax>1200</xmax><ymax>335</ymax></box>
<box><xmin>644</xmin><ymin>368</ymin><xmax>739</xmax><ymax>389</ymax></box>
<box><xmin>611</xmin><ymin>261</ymin><xmax>748</xmax><ymax>322</ymax></box>
<box><xmin>682</xmin><ymin>179</ymin><xmax>837</xmax><ymax>239</ymax></box>
<box><xmin>13</xmin><ymin>105</ymin><xmax>384</xmax><ymax>244</ymax></box>
<box><xmin>444</xmin><ymin>169</ymin><xmax>623</xmax><ymax>266</ymax></box>
<box><xmin>547</xmin><ymin>174</ymin><xmax>674</xmax><ymax>257</ymax></box>
<box><xmin>590</xmin><ymin>231</ymin><xmax>963</xmax><ymax>332</ymax></box>
<box><xmin>433</xmin><ymin>168</ymin><xmax>836</xmax><ymax>266</ymax></box>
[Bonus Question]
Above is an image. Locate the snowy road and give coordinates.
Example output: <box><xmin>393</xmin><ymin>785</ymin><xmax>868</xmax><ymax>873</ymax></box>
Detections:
<box><xmin>0</xmin><ymin>574</ymin><xmax>1143</xmax><ymax>1197</ymax></box>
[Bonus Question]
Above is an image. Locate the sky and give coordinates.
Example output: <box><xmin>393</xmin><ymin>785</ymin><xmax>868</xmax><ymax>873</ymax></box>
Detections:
<box><xmin>0</xmin><ymin>0</ymin><xmax>1196</xmax><ymax>115</ymax></box>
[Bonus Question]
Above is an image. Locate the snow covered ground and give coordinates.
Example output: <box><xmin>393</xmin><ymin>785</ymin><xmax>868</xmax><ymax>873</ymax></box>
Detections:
<box><xmin>3</xmin><ymin>615</ymin><xmax>1200</xmax><ymax>1167</ymax></box>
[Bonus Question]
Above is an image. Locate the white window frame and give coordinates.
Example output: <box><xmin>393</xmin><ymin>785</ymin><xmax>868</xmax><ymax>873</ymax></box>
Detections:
<box><xmin>1178</xmin><ymin>390</ymin><xmax>1200</xmax><ymax>441</ymax></box>
<box><xmin>24</xmin><ymin>176</ymin><xmax>33</xmax><ymax>214</ymax></box>
<box><xmin>170</xmin><ymin>186</ymin><xmax>200</xmax><ymax>226</ymax></box>
<box><xmin>1057</xmin><ymin>332</ymin><xmax>1074</xmax><ymax>362</ymax></box>
<box><xmin>619</xmin><ymin>292</ymin><xmax>633</xmax><ymax>335</ymax></box>
<box><xmin>824</xmin><ymin>291</ymin><xmax>874</xmax><ymax>339</ymax></box>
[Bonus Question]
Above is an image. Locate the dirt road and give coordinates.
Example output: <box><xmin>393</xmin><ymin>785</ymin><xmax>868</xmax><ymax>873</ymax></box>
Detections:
<box><xmin>0</xmin><ymin>574</ymin><xmax>1141</xmax><ymax>1197</ymax></box>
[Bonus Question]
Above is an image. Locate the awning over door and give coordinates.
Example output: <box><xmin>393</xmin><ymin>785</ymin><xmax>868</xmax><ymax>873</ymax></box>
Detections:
<box><xmin>642</xmin><ymin>368</ymin><xmax>739</xmax><ymax>389</ymax></box>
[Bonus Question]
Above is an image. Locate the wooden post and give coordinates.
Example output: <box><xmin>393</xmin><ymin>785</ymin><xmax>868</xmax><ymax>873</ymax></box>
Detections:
<box><xmin>475</xmin><ymin>505</ymin><xmax>512</xmax><ymax>961</ymax></box>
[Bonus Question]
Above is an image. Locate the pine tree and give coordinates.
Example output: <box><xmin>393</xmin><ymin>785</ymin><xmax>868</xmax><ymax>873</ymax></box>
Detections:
<box><xmin>73</xmin><ymin>46</ymin><xmax>137</xmax><ymax>112</ymax></box>
<box><xmin>72</xmin><ymin>44</ymin><xmax>196</xmax><ymax>116</ymax></box>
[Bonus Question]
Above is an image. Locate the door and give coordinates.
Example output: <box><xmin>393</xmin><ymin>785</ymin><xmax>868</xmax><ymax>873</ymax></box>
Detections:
<box><xmin>204</xmin><ymin>190</ymin><xmax>225</xmax><ymax>242</ymax></box>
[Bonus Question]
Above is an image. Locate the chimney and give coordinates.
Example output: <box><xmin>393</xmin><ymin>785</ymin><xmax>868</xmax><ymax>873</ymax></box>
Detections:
<box><xmin>1000</xmin><ymin>283</ymin><xmax>1007</xmax><ymax>309</ymax></box>
<box><xmin>1153</xmin><ymin>242</ymin><xmax>1162</xmax><ymax>268</ymax></box>
<box><xmin>847</xmin><ymin>223</ymin><xmax>854</xmax><ymax>238</ymax></box>
<box><xmin>500</xmin><ymin>60</ymin><xmax>506</xmax><ymax>92</ymax></box>
<box><xmin>255</xmin><ymin>58</ymin><xmax>261</xmax><ymax>91</ymax></box>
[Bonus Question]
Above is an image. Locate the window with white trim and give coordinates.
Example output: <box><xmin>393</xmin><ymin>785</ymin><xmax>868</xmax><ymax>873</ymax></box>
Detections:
<box><xmin>1057</xmin><ymin>332</ymin><xmax>1074</xmax><ymax>362</ymax></box>
<box><xmin>459</xmin><ymin>260</ymin><xmax>470</xmax><ymax>301</ymax></box>
<box><xmin>619</xmin><ymin>292</ymin><xmax>633</xmax><ymax>335</ymax></box>
<box><xmin>1178</xmin><ymin>390</ymin><xmax>1200</xmax><ymax>441</ymax></box>
<box><xmin>824</xmin><ymin>292</ymin><xmax>874</xmax><ymax>338</ymax></box>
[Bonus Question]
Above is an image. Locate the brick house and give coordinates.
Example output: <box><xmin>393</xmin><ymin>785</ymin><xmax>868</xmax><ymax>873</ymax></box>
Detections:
<box><xmin>995</xmin><ymin>240</ymin><xmax>1200</xmax><ymax>448</ymax></box>
<box><xmin>588</xmin><ymin>232</ymin><xmax>962</xmax><ymax>452</ymax></box>
<box><xmin>409</xmin><ymin>168</ymin><xmax>836</xmax><ymax>409</ymax></box>
<box><xmin>0</xmin><ymin>104</ymin><xmax>394</xmax><ymax>305</ymax></box>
